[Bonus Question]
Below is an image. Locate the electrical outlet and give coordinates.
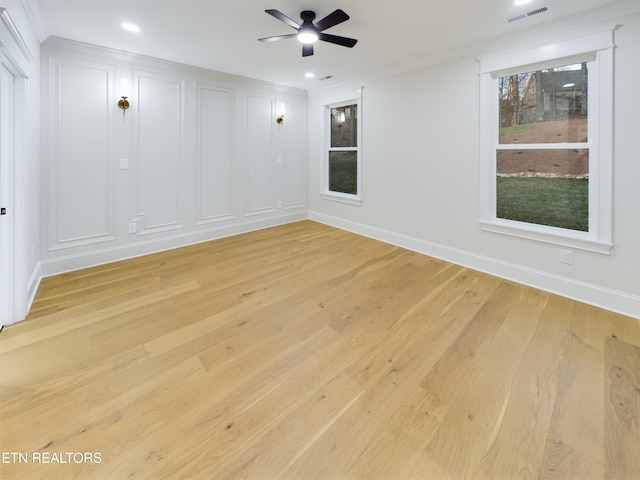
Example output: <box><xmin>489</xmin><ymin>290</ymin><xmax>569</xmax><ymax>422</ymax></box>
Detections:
<box><xmin>119</xmin><ymin>158</ymin><xmax>129</xmax><ymax>170</ymax></box>
<box><xmin>276</xmin><ymin>200</ymin><xmax>282</xmax><ymax>209</ymax></box>
<box><xmin>560</xmin><ymin>249</ymin><xmax>573</xmax><ymax>264</ymax></box>
<box><xmin>128</xmin><ymin>222</ymin><xmax>137</xmax><ymax>234</ymax></box>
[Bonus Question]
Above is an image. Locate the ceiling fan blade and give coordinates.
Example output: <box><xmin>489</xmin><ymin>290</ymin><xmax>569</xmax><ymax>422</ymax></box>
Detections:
<box><xmin>302</xmin><ymin>43</ymin><xmax>314</xmax><ymax>57</ymax></box>
<box><xmin>318</xmin><ymin>33</ymin><xmax>358</xmax><ymax>48</ymax></box>
<box><xmin>258</xmin><ymin>33</ymin><xmax>298</xmax><ymax>43</ymax></box>
<box><xmin>265</xmin><ymin>9</ymin><xmax>300</xmax><ymax>30</ymax></box>
<box><xmin>314</xmin><ymin>9</ymin><xmax>350</xmax><ymax>32</ymax></box>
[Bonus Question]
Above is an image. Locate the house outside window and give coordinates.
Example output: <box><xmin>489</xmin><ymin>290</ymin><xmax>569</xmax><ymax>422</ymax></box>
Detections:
<box><xmin>479</xmin><ymin>29</ymin><xmax>614</xmax><ymax>254</ymax></box>
<box><xmin>323</xmin><ymin>98</ymin><xmax>361</xmax><ymax>204</ymax></box>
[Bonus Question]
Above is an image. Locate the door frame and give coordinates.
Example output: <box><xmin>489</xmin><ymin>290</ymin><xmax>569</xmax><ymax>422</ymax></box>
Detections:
<box><xmin>0</xmin><ymin>8</ymin><xmax>29</xmax><ymax>326</ymax></box>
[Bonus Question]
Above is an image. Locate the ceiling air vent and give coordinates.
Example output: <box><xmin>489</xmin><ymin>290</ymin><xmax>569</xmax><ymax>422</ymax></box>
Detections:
<box><xmin>507</xmin><ymin>13</ymin><xmax>527</xmax><ymax>23</ymax></box>
<box><xmin>527</xmin><ymin>6</ymin><xmax>549</xmax><ymax>16</ymax></box>
<box><xmin>507</xmin><ymin>5</ymin><xmax>549</xmax><ymax>23</ymax></box>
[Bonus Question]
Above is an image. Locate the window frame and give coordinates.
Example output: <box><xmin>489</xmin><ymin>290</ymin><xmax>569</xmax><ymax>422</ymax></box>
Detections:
<box><xmin>478</xmin><ymin>29</ymin><xmax>614</xmax><ymax>254</ymax></box>
<box><xmin>321</xmin><ymin>97</ymin><xmax>362</xmax><ymax>205</ymax></box>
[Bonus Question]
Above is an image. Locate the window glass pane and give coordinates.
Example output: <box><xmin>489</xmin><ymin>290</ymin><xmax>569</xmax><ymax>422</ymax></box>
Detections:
<box><xmin>496</xmin><ymin>149</ymin><xmax>589</xmax><ymax>231</ymax></box>
<box><xmin>498</xmin><ymin>63</ymin><xmax>588</xmax><ymax>144</ymax></box>
<box><xmin>497</xmin><ymin>148</ymin><xmax>589</xmax><ymax>176</ymax></box>
<box><xmin>331</xmin><ymin>105</ymin><xmax>357</xmax><ymax>148</ymax></box>
<box><xmin>329</xmin><ymin>151</ymin><xmax>358</xmax><ymax>194</ymax></box>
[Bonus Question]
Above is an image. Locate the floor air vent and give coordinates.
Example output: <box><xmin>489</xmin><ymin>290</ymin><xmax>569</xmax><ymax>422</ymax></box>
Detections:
<box><xmin>507</xmin><ymin>5</ymin><xmax>549</xmax><ymax>23</ymax></box>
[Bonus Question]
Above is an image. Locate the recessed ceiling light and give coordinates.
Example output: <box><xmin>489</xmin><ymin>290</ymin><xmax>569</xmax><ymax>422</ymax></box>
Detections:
<box><xmin>514</xmin><ymin>0</ymin><xmax>533</xmax><ymax>5</ymax></box>
<box><xmin>121</xmin><ymin>23</ymin><xmax>141</xmax><ymax>33</ymax></box>
<box><xmin>305</xmin><ymin>72</ymin><xmax>315</xmax><ymax>78</ymax></box>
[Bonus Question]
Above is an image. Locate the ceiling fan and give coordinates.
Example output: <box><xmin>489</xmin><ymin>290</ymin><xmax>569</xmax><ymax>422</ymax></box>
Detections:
<box><xmin>258</xmin><ymin>9</ymin><xmax>358</xmax><ymax>57</ymax></box>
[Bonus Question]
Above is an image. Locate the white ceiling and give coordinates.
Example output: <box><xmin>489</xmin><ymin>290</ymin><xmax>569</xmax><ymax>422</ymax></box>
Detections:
<box><xmin>35</xmin><ymin>0</ymin><xmax>637</xmax><ymax>91</ymax></box>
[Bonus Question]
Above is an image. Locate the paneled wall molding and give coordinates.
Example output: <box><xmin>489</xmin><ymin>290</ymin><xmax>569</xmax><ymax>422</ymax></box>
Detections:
<box><xmin>277</xmin><ymin>97</ymin><xmax>307</xmax><ymax>209</ymax></box>
<box><xmin>245</xmin><ymin>93</ymin><xmax>276</xmax><ymax>214</ymax></box>
<box><xmin>47</xmin><ymin>234</ymin><xmax>117</xmax><ymax>251</ymax></box>
<box><xmin>134</xmin><ymin>215</ymin><xmax>185</xmax><ymax>237</ymax></box>
<box><xmin>195</xmin><ymin>83</ymin><xmax>234</xmax><ymax>224</ymax></box>
<box><xmin>134</xmin><ymin>71</ymin><xmax>185</xmax><ymax>232</ymax></box>
<box><xmin>40</xmin><ymin>37</ymin><xmax>307</xmax><ymax>276</ymax></box>
<box><xmin>46</xmin><ymin>55</ymin><xmax>116</xmax><ymax>250</ymax></box>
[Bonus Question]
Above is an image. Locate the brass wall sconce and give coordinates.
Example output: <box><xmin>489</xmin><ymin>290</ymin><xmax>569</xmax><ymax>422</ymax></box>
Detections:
<box><xmin>276</xmin><ymin>102</ymin><xmax>285</xmax><ymax>125</ymax></box>
<box><xmin>118</xmin><ymin>78</ymin><xmax>130</xmax><ymax>113</ymax></box>
<box><xmin>118</xmin><ymin>96</ymin><xmax>130</xmax><ymax>110</ymax></box>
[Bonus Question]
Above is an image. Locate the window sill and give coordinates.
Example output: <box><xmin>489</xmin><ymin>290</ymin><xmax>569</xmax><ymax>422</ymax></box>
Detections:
<box><xmin>480</xmin><ymin>220</ymin><xmax>613</xmax><ymax>254</ymax></box>
<box><xmin>321</xmin><ymin>192</ymin><xmax>362</xmax><ymax>206</ymax></box>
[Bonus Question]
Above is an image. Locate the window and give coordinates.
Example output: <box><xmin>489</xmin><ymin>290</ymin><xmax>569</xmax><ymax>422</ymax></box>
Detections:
<box><xmin>479</xmin><ymin>30</ymin><xmax>614</xmax><ymax>253</ymax></box>
<box><xmin>497</xmin><ymin>62</ymin><xmax>589</xmax><ymax>231</ymax></box>
<box><xmin>323</xmin><ymin>98</ymin><xmax>361</xmax><ymax>203</ymax></box>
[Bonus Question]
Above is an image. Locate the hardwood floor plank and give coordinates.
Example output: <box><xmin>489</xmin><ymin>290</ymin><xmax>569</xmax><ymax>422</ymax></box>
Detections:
<box><xmin>538</xmin><ymin>312</ymin><xmax>606</xmax><ymax>479</ymax></box>
<box><xmin>0</xmin><ymin>280</ymin><xmax>201</xmax><ymax>354</ymax></box>
<box><xmin>345</xmin><ymin>385</ymin><xmax>448</xmax><ymax>479</ymax></box>
<box><xmin>604</xmin><ymin>337</ymin><xmax>640</xmax><ymax>479</ymax></box>
<box><xmin>479</xmin><ymin>294</ymin><xmax>572</xmax><ymax>479</ymax></box>
<box><xmin>281</xmin><ymin>270</ymin><xmax>486</xmax><ymax>479</ymax></box>
<box><xmin>206</xmin><ymin>373</ymin><xmax>364</xmax><ymax>480</ymax></box>
<box><xmin>101</xmin><ymin>327</ymin><xmax>351</xmax><ymax>479</ymax></box>
<box><xmin>287</xmin><ymin>247</ymin><xmax>418</xmax><ymax>340</ymax></box>
<box><xmin>419</xmin><ymin>279</ymin><xmax>521</xmax><ymax>405</ymax></box>
<box><xmin>423</xmin><ymin>284</ymin><xmax>543</xmax><ymax>479</ymax></box>
<box><xmin>1</xmin><ymin>220</ymin><xmax>638</xmax><ymax>479</ymax></box>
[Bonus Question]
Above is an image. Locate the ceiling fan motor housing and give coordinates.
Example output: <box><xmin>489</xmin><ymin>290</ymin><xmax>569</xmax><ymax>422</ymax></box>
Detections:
<box><xmin>298</xmin><ymin>11</ymin><xmax>320</xmax><ymax>44</ymax></box>
<box><xmin>300</xmin><ymin>11</ymin><xmax>316</xmax><ymax>22</ymax></box>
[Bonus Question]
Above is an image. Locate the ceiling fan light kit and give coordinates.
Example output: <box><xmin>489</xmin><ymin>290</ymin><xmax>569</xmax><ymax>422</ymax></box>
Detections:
<box><xmin>297</xmin><ymin>30</ymin><xmax>319</xmax><ymax>44</ymax></box>
<box><xmin>258</xmin><ymin>8</ymin><xmax>358</xmax><ymax>57</ymax></box>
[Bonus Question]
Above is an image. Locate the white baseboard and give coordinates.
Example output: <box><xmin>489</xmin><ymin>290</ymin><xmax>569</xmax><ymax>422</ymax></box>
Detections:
<box><xmin>26</xmin><ymin>261</ymin><xmax>42</xmax><ymax>313</ymax></box>
<box><xmin>308</xmin><ymin>211</ymin><xmax>640</xmax><ymax>321</ymax></box>
<box><xmin>2</xmin><ymin>262</ymin><xmax>42</xmax><ymax>326</ymax></box>
<box><xmin>29</xmin><ymin>209</ymin><xmax>640</xmax><ymax>322</ymax></box>
<box><xmin>40</xmin><ymin>212</ymin><xmax>307</xmax><ymax>278</ymax></box>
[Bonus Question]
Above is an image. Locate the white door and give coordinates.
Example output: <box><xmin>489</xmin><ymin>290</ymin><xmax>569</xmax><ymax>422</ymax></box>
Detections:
<box><xmin>0</xmin><ymin>60</ymin><xmax>16</xmax><ymax>326</ymax></box>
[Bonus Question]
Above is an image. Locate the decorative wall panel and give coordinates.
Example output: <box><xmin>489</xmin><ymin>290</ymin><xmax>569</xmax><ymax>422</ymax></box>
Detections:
<box><xmin>50</xmin><ymin>59</ymin><xmax>114</xmax><ymax>247</ymax></box>
<box><xmin>41</xmin><ymin>38</ymin><xmax>307</xmax><ymax>279</ymax></box>
<box><xmin>281</xmin><ymin>99</ymin><xmax>306</xmax><ymax>208</ymax></box>
<box><xmin>197</xmin><ymin>85</ymin><xmax>233</xmax><ymax>223</ymax></box>
<box><xmin>246</xmin><ymin>94</ymin><xmax>274</xmax><ymax>214</ymax></box>
<box><xmin>136</xmin><ymin>74</ymin><xmax>183</xmax><ymax>232</ymax></box>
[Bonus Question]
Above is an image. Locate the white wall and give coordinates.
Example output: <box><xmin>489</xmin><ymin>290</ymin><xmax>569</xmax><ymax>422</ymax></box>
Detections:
<box><xmin>40</xmin><ymin>38</ymin><xmax>307</xmax><ymax>275</ymax></box>
<box><xmin>0</xmin><ymin>0</ymin><xmax>43</xmax><ymax>324</ymax></box>
<box><xmin>308</xmin><ymin>11</ymin><xmax>640</xmax><ymax>320</ymax></box>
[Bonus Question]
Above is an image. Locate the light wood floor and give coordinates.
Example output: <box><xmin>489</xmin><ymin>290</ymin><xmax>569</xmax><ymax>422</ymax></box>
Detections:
<box><xmin>1</xmin><ymin>220</ymin><xmax>639</xmax><ymax>480</ymax></box>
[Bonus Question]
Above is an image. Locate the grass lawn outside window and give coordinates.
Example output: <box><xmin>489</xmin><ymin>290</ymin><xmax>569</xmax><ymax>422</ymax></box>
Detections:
<box><xmin>497</xmin><ymin>176</ymin><xmax>588</xmax><ymax>231</ymax></box>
